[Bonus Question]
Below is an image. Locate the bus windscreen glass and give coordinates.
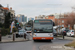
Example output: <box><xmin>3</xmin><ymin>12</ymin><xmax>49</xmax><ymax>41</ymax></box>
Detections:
<box><xmin>34</xmin><ymin>20</ymin><xmax>53</xmax><ymax>33</ymax></box>
<box><xmin>25</xmin><ymin>26</ymin><xmax>31</xmax><ymax>31</ymax></box>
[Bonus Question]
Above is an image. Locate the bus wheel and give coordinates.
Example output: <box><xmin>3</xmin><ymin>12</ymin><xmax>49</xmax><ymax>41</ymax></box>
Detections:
<box><xmin>49</xmin><ymin>40</ymin><xmax>51</xmax><ymax>42</ymax></box>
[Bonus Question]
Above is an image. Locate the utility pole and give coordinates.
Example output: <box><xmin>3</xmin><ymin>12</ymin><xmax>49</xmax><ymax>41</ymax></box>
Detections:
<box><xmin>74</xmin><ymin>24</ymin><xmax>75</xmax><ymax>37</ymax></box>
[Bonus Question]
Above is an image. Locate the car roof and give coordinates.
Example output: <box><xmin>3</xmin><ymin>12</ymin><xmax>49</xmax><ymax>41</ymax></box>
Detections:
<box><xmin>70</xmin><ymin>30</ymin><xmax>74</xmax><ymax>31</ymax></box>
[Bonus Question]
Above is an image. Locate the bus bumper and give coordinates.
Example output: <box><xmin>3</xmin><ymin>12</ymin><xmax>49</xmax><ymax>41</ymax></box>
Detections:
<box><xmin>33</xmin><ymin>37</ymin><xmax>53</xmax><ymax>40</ymax></box>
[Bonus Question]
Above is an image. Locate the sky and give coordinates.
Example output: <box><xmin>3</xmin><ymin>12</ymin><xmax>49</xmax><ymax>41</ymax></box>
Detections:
<box><xmin>0</xmin><ymin>0</ymin><xmax>75</xmax><ymax>18</ymax></box>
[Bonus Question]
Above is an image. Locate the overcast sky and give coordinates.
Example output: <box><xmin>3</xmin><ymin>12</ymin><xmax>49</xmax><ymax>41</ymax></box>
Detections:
<box><xmin>0</xmin><ymin>0</ymin><xmax>75</xmax><ymax>18</ymax></box>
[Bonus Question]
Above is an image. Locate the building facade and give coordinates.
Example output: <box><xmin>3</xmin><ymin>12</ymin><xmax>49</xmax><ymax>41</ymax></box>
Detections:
<box><xmin>55</xmin><ymin>16</ymin><xmax>72</xmax><ymax>29</ymax></box>
<box><xmin>25</xmin><ymin>17</ymin><xmax>27</xmax><ymax>22</ymax></box>
<box><xmin>16</xmin><ymin>14</ymin><xmax>27</xmax><ymax>23</ymax></box>
<box><xmin>28</xmin><ymin>17</ymin><xmax>34</xmax><ymax>21</ymax></box>
<box><xmin>35</xmin><ymin>15</ymin><xmax>55</xmax><ymax>22</ymax></box>
<box><xmin>0</xmin><ymin>4</ymin><xmax>9</xmax><ymax>23</ymax></box>
<box><xmin>22</xmin><ymin>15</ymin><xmax>24</xmax><ymax>22</ymax></box>
<box><xmin>9</xmin><ymin>7</ymin><xmax>15</xmax><ymax>21</ymax></box>
<box><xmin>45</xmin><ymin>15</ymin><xmax>55</xmax><ymax>22</ymax></box>
<box><xmin>0</xmin><ymin>7</ymin><xmax>4</xmax><ymax>23</ymax></box>
<box><xmin>35</xmin><ymin>15</ymin><xmax>46</xmax><ymax>19</ymax></box>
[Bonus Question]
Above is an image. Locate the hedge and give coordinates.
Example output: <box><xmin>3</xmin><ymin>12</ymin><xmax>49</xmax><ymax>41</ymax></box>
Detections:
<box><xmin>0</xmin><ymin>28</ymin><xmax>18</xmax><ymax>36</ymax></box>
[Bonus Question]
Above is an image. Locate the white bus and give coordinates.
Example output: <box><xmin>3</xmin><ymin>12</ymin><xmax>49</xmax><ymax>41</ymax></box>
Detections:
<box><xmin>25</xmin><ymin>25</ymin><xmax>32</xmax><ymax>33</ymax></box>
<box><xmin>33</xmin><ymin>19</ymin><xmax>53</xmax><ymax>41</ymax></box>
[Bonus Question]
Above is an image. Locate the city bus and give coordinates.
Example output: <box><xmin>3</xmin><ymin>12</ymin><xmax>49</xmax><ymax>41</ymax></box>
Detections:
<box><xmin>33</xmin><ymin>19</ymin><xmax>53</xmax><ymax>41</ymax></box>
<box><xmin>25</xmin><ymin>25</ymin><xmax>32</xmax><ymax>33</ymax></box>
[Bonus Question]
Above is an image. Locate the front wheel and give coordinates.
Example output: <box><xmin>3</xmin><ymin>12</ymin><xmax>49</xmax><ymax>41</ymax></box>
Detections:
<box><xmin>33</xmin><ymin>40</ymin><xmax>36</xmax><ymax>42</ymax></box>
<box><xmin>49</xmin><ymin>40</ymin><xmax>51</xmax><ymax>42</ymax></box>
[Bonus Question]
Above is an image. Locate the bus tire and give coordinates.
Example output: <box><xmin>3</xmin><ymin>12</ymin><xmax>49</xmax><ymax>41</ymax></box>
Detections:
<box><xmin>49</xmin><ymin>40</ymin><xmax>51</xmax><ymax>42</ymax></box>
<box><xmin>33</xmin><ymin>40</ymin><xmax>36</xmax><ymax>42</ymax></box>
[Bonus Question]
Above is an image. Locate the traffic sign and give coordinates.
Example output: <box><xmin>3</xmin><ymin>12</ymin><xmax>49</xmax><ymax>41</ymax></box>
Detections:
<box><xmin>17</xmin><ymin>23</ymin><xmax>19</xmax><ymax>24</ymax></box>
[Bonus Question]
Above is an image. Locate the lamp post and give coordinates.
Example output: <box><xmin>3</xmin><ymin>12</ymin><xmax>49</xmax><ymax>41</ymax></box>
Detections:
<box><xmin>0</xmin><ymin>29</ymin><xmax>1</xmax><ymax>41</ymax></box>
<box><xmin>74</xmin><ymin>24</ymin><xmax>75</xmax><ymax>37</ymax></box>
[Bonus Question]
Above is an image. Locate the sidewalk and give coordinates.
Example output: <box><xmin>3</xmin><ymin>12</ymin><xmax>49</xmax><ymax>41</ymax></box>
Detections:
<box><xmin>0</xmin><ymin>35</ymin><xmax>29</xmax><ymax>43</ymax></box>
<box><xmin>56</xmin><ymin>36</ymin><xmax>75</xmax><ymax>40</ymax></box>
<box><xmin>39</xmin><ymin>44</ymin><xmax>75</xmax><ymax>50</ymax></box>
<box><xmin>1</xmin><ymin>38</ymin><xmax>28</xmax><ymax>43</ymax></box>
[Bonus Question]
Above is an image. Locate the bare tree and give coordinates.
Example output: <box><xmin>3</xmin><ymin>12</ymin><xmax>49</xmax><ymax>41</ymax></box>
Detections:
<box><xmin>65</xmin><ymin>12</ymin><xmax>75</xmax><ymax>29</ymax></box>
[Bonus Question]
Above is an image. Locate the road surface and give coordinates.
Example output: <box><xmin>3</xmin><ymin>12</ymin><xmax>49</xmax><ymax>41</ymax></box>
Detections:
<box><xmin>0</xmin><ymin>37</ymin><xmax>72</xmax><ymax>50</ymax></box>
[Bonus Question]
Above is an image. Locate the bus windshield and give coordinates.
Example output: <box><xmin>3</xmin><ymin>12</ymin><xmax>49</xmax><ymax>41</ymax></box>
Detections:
<box><xmin>34</xmin><ymin>23</ymin><xmax>53</xmax><ymax>33</ymax></box>
<box><xmin>19</xmin><ymin>30</ymin><xmax>25</xmax><ymax>32</ymax></box>
<box><xmin>25</xmin><ymin>27</ymin><xmax>31</xmax><ymax>31</ymax></box>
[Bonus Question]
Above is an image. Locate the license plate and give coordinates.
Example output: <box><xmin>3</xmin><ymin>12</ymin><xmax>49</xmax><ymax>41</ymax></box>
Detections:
<box><xmin>41</xmin><ymin>38</ymin><xmax>45</xmax><ymax>39</ymax></box>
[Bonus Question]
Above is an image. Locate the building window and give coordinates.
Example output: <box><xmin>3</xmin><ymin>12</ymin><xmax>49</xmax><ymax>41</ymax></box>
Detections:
<box><xmin>62</xmin><ymin>20</ymin><xmax>64</xmax><ymax>23</ymax></box>
<box><xmin>46</xmin><ymin>16</ymin><xmax>48</xmax><ymax>18</ymax></box>
<box><xmin>62</xmin><ymin>25</ymin><xmax>64</xmax><ymax>27</ymax></box>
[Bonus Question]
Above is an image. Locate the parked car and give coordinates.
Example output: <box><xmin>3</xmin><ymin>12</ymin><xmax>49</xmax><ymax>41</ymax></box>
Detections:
<box><xmin>53</xmin><ymin>29</ymin><xmax>57</xmax><ymax>36</ymax></box>
<box><xmin>16</xmin><ymin>29</ymin><xmax>26</xmax><ymax>38</ymax></box>
<box><xmin>67</xmin><ymin>30</ymin><xmax>74</xmax><ymax>37</ymax></box>
<box><xmin>62</xmin><ymin>29</ymin><xmax>70</xmax><ymax>36</ymax></box>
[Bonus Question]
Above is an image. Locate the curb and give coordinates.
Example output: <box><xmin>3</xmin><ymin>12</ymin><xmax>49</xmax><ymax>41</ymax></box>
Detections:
<box><xmin>56</xmin><ymin>37</ymin><xmax>74</xmax><ymax>41</ymax></box>
<box><xmin>0</xmin><ymin>39</ymin><xmax>31</xmax><ymax>43</ymax></box>
<box><xmin>39</xmin><ymin>44</ymin><xmax>75</xmax><ymax>50</ymax></box>
<box><xmin>63</xmin><ymin>46</ymin><xmax>75</xmax><ymax>50</ymax></box>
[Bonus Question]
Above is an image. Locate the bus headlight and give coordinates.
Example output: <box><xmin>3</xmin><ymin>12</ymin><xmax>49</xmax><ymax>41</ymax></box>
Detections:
<box><xmin>50</xmin><ymin>33</ymin><xmax>53</xmax><ymax>37</ymax></box>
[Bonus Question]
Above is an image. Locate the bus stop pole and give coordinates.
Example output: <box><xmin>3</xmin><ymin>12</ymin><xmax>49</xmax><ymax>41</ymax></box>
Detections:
<box><xmin>0</xmin><ymin>30</ymin><xmax>1</xmax><ymax>42</ymax></box>
<box><xmin>24</xmin><ymin>33</ymin><xmax>26</xmax><ymax>39</ymax></box>
<box><xmin>63</xmin><ymin>32</ymin><xmax>64</xmax><ymax>39</ymax></box>
<box><xmin>0</xmin><ymin>34</ymin><xmax>1</xmax><ymax>41</ymax></box>
<box><xmin>13</xmin><ymin>33</ymin><xmax>15</xmax><ymax>41</ymax></box>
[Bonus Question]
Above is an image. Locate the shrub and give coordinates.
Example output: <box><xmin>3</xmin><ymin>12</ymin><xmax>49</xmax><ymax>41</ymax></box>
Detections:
<box><xmin>0</xmin><ymin>27</ymin><xmax>18</xmax><ymax>36</ymax></box>
<box><xmin>0</xmin><ymin>28</ymin><xmax>11</xmax><ymax>36</ymax></box>
<box><xmin>13</xmin><ymin>28</ymin><xmax>18</xmax><ymax>32</ymax></box>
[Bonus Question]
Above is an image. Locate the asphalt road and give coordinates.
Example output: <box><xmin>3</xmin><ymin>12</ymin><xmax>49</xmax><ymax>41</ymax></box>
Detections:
<box><xmin>0</xmin><ymin>37</ymin><xmax>72</xmax><ymax>50</ymax></box>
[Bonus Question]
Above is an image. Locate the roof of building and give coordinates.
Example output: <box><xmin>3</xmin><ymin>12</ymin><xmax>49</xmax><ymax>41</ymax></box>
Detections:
<box><xmin>2</xmin><ymin>7</ymin><xmax>9</xmax><ymax>10</ymax></box>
